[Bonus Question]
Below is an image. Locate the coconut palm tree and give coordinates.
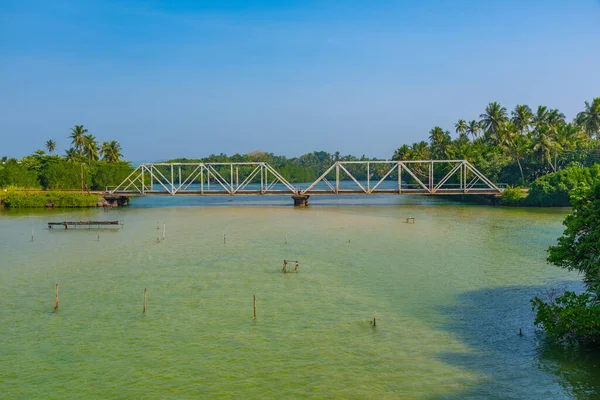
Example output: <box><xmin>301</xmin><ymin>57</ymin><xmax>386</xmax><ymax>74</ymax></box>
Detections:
<box><xmin>429</xmin><ymin>127</ymin><xmax>453</xmax><ymax>159</ymax></box>
<box><xmin>393</xmin><ymin>144</ymin><xmax>412</xmax><ymax>160</ymax></box>
<box><xmin>83</xmin><ymin>134</ymin><xmax>99</xmax><ymax>163</ymax></box>
<box><xmin>531</xmin><ymin>106</ymin><xmax>549</xmax><ymax>130</ymax></box>
<box><xmin>576</xmin><ymin>98</ymin><xmax>600</xmax><ymax>143</ymax></box>
<box><xmin>101</xmin><ymin>140</ymin><xmax>123</xmax><ymax>163</ymax></box>
<box><xmin>479</xmin><ymin>102</ymin><xmax>508</xmax><ymax>144</ymax></box>
<box><xmin>532</xmin><ymin>126</ymin><xmax>557</xmax><ymax>172</ymax></box>
<box><xmin>69</xmin><ymin>125</ymin><xmax>88</xmax><ymax>156</ymax></box>
<box><xmin>454</xmin><ymin>119</ymin><xmax>468</xmax><ymax>137</ymax></box>
<box><xmin>511</xmin><ymin>104</ymin><xmax>533</xmax><ymax>134</ymax></box>
<box><xmin>507</xmin><ymin>130</ymin><xmax>530</xmax><ymax>184</ymax></box>
<box><xmin>45</xmin><ymin>139</ymin><xmax>56</xmax><ymax>154</ymax></box>
<box><xmin>466</xmin><ymin>120</ymin><xmax>480</xmax><ymax>140</ymax></box>
<box><xmin>64</xmin><ymin>147</ymin><xmax>78</xmax><ymax>162</ymax></box>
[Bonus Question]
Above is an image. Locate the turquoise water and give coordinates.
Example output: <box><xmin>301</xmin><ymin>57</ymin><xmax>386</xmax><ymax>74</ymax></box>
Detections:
<box><xmin>1</xmin><ymin>196</ymin><xmax>599</xmax><ymax>399</ymax></box>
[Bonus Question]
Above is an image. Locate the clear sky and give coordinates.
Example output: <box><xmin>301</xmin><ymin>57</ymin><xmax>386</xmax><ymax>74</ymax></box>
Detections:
<box><xmin>1</xmin><ymin>0</ymin><xmax>599</xmax><ymax>161</ymax></box>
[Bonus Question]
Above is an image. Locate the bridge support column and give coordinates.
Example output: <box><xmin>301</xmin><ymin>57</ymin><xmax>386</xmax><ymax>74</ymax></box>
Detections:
<box><xmin>292</xmin><ymin>194</ymin><xmax>310</xmax><ymax>207</ymax></box>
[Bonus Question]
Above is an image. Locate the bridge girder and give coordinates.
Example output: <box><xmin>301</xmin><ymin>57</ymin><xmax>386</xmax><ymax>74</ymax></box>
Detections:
<box><xmin>108</xmin><ymin>160</ymin><xmax>503</xmax><ymax>197</ymax></box>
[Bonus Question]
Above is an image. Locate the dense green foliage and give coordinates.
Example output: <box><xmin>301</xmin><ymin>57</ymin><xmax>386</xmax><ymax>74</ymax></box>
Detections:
<box><xmin>393</xmin><ymin>98</ymin><xmax>600</xmax><ymax>188</ymax></box>
<box><xmin>524</xmin><ymin>165</ymin><xmax>600</xmax><ymax>206</ymax></box>
<box><xmin>532</xmin><ymin>182</ymin><xmax>600</xmax><ymax>343</ymax></box>
<box><xmin>0</xmin><ymin>155</ymin><xmax>133</xmax><ymax>191</ymax></box>
<box><xmin>0</xmin><ymin>125</ymin><xmax>130</xmax><ymax>191</ymax></box>
<box><xmin>532</xmin><ymin>292</ymin><xmax>600</xmax><ymax>343</ymax></box>
<box><xmin>1</xmin><ymin>191</ymin><xmax>100</xmax><ymax>208</ymax></box>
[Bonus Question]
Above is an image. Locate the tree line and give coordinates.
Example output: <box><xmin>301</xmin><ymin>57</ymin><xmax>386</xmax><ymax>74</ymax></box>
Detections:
<box><xmin>0</xmin><ymin>125</ymin><xmax>130</xmax><ymax>190</ymax></box>
<box><xmin>393</xmin><ymin>98</ymin><xmax>600</xmax><ymax>186</ymax></box>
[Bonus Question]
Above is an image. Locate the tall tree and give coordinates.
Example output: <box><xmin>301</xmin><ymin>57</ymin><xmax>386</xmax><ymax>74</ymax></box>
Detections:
<box><xmin>466</xmin><ymin>120</ymin><xmax>480</xmax><ymax>140</ymax></box>
<box><xmin>392</xmin><ymin>144</ymin><xmax>412</xmax><ymax>160</ymax></box>
<box><xmin>454</xmin><ymin>119</ymin><xmax>467</xmax><ymax>136</ymax></box>
<box><xmin>532</xmin><ymin>126</ymin><xmax>557</xmax><ymax>172</ymax></box>
<box><xmin>511</xmin><ymin>104</ymin><xmax>533</xmax><ymax>134</ymax></box>
<box><xmin>428</xmin><ymin>127</ymin><xmax>453</xmax><ymax>159</ymax></box>
<box><xmin>83</xmin><ymin>134</ymin><xmax>99</xmax><ymax>163</ymax></box>
<box><xmin>45</xmin><ymin>139</ymin><xmax>56</xmax><ymax>154</ymax></box>
<box><xmin>101</xmin><ymin>141</ymin><xmax>123</xmax><ymax>164</ymax></box>
<box><xmin>69</xmin><ymin>125</ymin><xmax>88</xmax><ymax>156</ymax></box>
<box><xmin>576</xmin><ymin>97</ymin><xmax>600</xmax><ymax>143</ymax></box>
<box><xmin>531</xmin><ymin>106</ymin><xmax>549</xmax><ymax>130</ymax></box>
<box><xmin>479</xmin><ymin>102</ymin><xmax>508</xmax><ymax>144</ymax></box>
<box><xmin>507</xmin><ymin>133</ymin><xmax>530</xmax><ymax>184</ymax></box>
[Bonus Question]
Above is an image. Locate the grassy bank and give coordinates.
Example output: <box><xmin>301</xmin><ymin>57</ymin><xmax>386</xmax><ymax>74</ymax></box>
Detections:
<box><xmin>0</xmin><ymin>189</ymin><xmax>100</xmax><ymax>208</ymax></box>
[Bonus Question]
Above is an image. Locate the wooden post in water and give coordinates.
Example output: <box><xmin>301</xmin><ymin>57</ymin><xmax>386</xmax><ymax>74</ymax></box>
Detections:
<box><xmin>143</xmin><ymin>288</ymin><xmax>147</xmax><ymax>313</ymax></box>
<box><xmin>54</xmin><ymin>284</ymin><xmax>59</xmax><ymax>311</ymax></box>
<box><xmin>253</xmin><ymin>295</ymin><xmax>256</xmax><ymax>320</ymax></box>
<box><xmin>373</xmin><ymin>317</ymin><xmax>376</xmax><ymax>327</ymax></box>
<box><xmin>223</xmin><ymin>234</ymin><xmax>227</xmax><ymax>245</ymax></box>
<box><xmin>162</xmin><ymin>222</ymin><xmax>166</xmax><ymax>240</ymax></box>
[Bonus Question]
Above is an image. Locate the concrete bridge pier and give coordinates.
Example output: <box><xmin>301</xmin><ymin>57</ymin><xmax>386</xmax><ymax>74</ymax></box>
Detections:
<box><xmin>292</xmin><ymin>194</ymin><xmax>310</xmax><ymax>207</ymax></box>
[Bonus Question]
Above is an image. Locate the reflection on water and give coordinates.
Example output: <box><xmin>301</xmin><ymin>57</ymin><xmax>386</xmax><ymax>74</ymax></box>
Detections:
<box><xmin>0</xmin><ymin>196</ymin><xmax>597</xmax><ymax>399</ymax></box>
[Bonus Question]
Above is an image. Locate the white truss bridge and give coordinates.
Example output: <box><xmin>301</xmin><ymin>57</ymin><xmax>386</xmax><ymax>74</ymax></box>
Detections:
<box><xmin>107</xmin><ymin>160</ymin><xmax>503</xmax><ymax>205</ymax></box>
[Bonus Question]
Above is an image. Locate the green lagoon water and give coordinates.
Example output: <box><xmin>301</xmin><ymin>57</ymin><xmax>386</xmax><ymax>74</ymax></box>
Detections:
<box><xmin>1</xmin><ymin>196</ymin><xmax>600</xmax><ymax>399</ymax></box>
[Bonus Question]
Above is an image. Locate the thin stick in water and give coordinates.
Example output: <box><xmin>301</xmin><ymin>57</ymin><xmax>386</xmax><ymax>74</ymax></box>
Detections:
<box><xmin>31</xmin><ymin>228</ymin><xmax>35</xmax><ymax>242</ymax></box>
<box><xmin>253</xmin><ymin>295</ymin><xmax>256</xmax><ymax>320</ymax></box>
<box><xmin>54</xmin><ymin>284</ymin><xmax>59</xmax><ymax>311</ymax></box>
<box><xmin>162</xmin><ymin>222</ymin><xmax>166</xmax><ymax>240</ymax></box>
<box><xmin>224</xmin><ymin>234</ymin><xmax>227</xmax><ymax>245</ymax></box>
<box><xmin>143</xmin><ymin>288</ymin><xmax>147</xmax><ymax>313</ymax></box>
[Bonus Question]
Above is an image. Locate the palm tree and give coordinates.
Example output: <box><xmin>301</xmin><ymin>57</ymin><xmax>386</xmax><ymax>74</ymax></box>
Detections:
<box><xmin>466</xmin><ymin>120</ymin><xmax>480</xmax><ymax>140</ymax></box>
<box><xmin>101</xmin><ymin>141</ymin><xmax>123</xmax><ymax>163</ymax></box>
<box><xmin>69</xmin><ymin>125</ymin><xmax>88</xmax><ymax>156</ymax></box>
<box><xmin>479</xmin><ymin>102</ymin><xmax>508</xmax><ymax>144</ymax></box>
<box><xmin>507</xmin><ymin>131</ymin><xmax>530</xmax><ymax>184</ymax></box>
<box><xmin>454</xmin><ymin>119</ymin><xmax>468</xmax><ymax>137</ymax></box>
<box><xmin>576</xmin><ymin>98</ymin><xmax>600</xmax><ymax>143</ymax></box>
<box><xmin>393</xmin><ymin>144</ymin><xmax>412</xmax><ymax>160</ymax></box>
<box><xmin>511</xmin><ymin>104</ymin><xmax>533</xmax><ymax>134</ymax></box>
<box><xmin>532</xmin><ymin>126</ymin><xmax>557</xmax><ymax>172</ymax></box>
<box><xmin>45</xmin><ymin>139</ymin><xmax>56</xmax><ymax>154</ymax></box>
<box><xmin>429</xmin><ymin>127</ymin><xmax>453</xmax><ymax>159</ymax></box>
<box><xmin>64</xmin><ymin>148</ymin><xmax>78</xmax><ymax>162</ymax></box>
<box><xmin>83</xmin><ymin>134</ymin><xmax>99</xmax><ymax>163</ymax></box>
<box><xmin>531</xmin><ymin>106</ymin><xmax>549</xmax><ymax>130</ymax></box>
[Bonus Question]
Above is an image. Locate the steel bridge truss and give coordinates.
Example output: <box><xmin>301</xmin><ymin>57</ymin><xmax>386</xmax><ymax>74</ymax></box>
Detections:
<box><xmin>108</xmin><ymin>160</ymin><xmax>502</xmax><ymax>196</ymax></box>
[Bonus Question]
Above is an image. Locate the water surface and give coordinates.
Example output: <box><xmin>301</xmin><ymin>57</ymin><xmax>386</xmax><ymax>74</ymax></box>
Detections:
<box><xmin>1</xmin><ymin>196</ymin><xmax>598</xmax><ymax>399</ymax></box>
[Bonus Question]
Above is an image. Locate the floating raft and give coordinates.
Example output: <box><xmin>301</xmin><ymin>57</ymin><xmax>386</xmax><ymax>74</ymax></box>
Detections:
<box><xmin>48</xmin><ymin>221</ymin><xmax>121</xmax><ymax>229</ymax></box>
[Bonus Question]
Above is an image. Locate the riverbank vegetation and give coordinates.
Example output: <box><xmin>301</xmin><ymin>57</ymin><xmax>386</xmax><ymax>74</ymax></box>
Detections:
<box><xmin>0</xmin><ymin>189</ymin><xmax>100</xmax><ymax>208</ymax></box>
<box><xmin>532</xmin><ymin>182</ymin><xmax>600</xmax><ymax>344</ymax></box>
<box><xmin>0</xmin><ymin>125</ymin><xmax>131</xmax><ymax>191</ymax></box>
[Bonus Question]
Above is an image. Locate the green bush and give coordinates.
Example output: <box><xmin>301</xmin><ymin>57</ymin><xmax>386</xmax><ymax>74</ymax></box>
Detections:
<box><xmin>532</xmin><ymin>291</ymin><xmax>600</xmax><ymax>343</ymax></box>
<box><xmin>500</xmin><ymin>186</ymin><xmax>527</xmax><ymax>205</ymax></box>
<box><xmin>524</xmin><ymin>164</ymin><xmax>600</xmax><ymax>206</ymax></box>
<box><xmin>2</xmin><ymin>191</ymin><xmax>99</xmax><ymax>208</ymax></box>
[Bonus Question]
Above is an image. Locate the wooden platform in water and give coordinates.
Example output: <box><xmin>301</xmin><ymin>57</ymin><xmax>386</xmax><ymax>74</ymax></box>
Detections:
<box><xmin>48</xmin><ymin>221</ymin><xmax>121</xmax><ymax>229</ymax></box>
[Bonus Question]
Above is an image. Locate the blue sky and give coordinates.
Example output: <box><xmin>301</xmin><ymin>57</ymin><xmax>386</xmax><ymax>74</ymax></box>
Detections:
<box><xmin>1</xmin><ymin>0</ymin><xmax>599</xmax><ymax>161</ymax></box>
